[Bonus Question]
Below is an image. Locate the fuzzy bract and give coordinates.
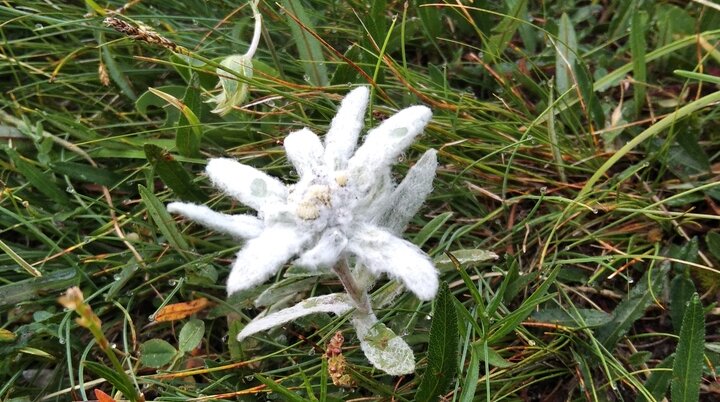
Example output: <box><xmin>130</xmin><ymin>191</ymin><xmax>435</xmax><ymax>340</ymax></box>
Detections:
<box><xmin>169</xmin><ymin>86</ymin><xmax>439</xmax><ymax>299</ymax></box>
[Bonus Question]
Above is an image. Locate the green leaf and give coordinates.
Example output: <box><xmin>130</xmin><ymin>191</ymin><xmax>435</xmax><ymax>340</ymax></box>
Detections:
<box><xmin>555</xmin><ymin>13</ymin><xmax>577</xmax><ymax>95</ymax></box>
<box><xmin>638</xmin><ymin>355</ymin><xmax>674</xmax><ymax>402</ymax></box>
<box><xmin>144</xmin><ymin>144</ymin><xmax>205</xmax><ymax>203</ymax></box>
<box><xmin>0</xmin><ymin>268</ymin><xmax>79</xmax><ymax>309</ymax></box>
<box><xmin>50</xmin><ymin>161</ymin><xmax>122</xmax><ymax>187</ymax></box>
<box><xmin>178</xmin><ymin>318</ymin><xmax>205</xmax><ymax>353</ymax></box>
<box><xmin>138</xmin><ymin>184</ymin><xmax>190</xmax><ymax>254</ymax></box>
<box><xmin>476</xmin><ymin>343</ymin><xmax>513</xmax><ymax>368</ymax></box>
<box><xmin>255</xmin><ymin>373</ymin><xmax>307</xmax><ymax>402</ymax></box>
<box><xmin>105</xmin><ymin>263</ymin><xmax>139</xmax><ymax>301</ymax></box>
<box><xmin>83</xmin><ymin>361</ymin><xmax>138</xmax><ymax>400</ymax></box>
<box><xmin>596</xmin><ymin>263</ymin><xmax>669</xmax><ymax>348</ymax></box>
<box><xmin>484</xmin><ymin>0</ymin><xmax>526</xmax><ymax>63</ymax></box>
<box><xmin>671</xmin><ymin>294</ymin><xmax>705</xmax><ymax>402</ymax></box>
<box><xmin>136</xmin><ymin>85</ymin><xmax>185</xmax><ymax>128</ymax></box>
<box><xmin>354</xmin><ymin>314</ymin><xmax>415</xmax><ymax>376</ymax></box>
<box><xmin>670</xmin><ymin>274</ymin><xmax>696</xmax><ymax>333</ymax></box>
<box><xmin>531</xmin><ymin>308</ymin><xmax>612</xmax><ymax>328</ymax></box>
<box><xmin>630</xmin><ymin>10</ymin><xmax>647</xmax><ymax>116</ymax></box>
<box><xmin>413</xmin><ymin>211</ymin><xmax>452</xmax><ymax>247</ymax></box>
<box><xmin>434</xmin><ymin>248</ymin><xmax>499</xmax><ymax>271</ymax></box>
<box><xmin>280</xmin><ymin>0</ymin><xmax>329</xmax><ymax>87</ymax></box>
<box><xmin>100</xmin><ymin>41</ymin><xmax>137</xmax><ymax>100</ymax></box>
<box><xmin>175</xmin><ymin>77</ymin><xmax>203</xmax><ymax>157</ymax></box>
<box><xmin>458</xmin><ymin>342</ymin><xmax>479</xmax><ymax>402</ymax></box>
<box><xmin>707</xmin><ymin>232</ymin><xmax>720</xmax><ymax>261</ymax></box>
<box><xmin>140</xmin><ymin>338</ymin><xmax>177</xmax><ymax>368</ymax></box>
<box><xmin>416</xmin><ymin>282</ymin><xmax>459</xmax><ymax>402</ymax></box>
<box><xmin>5</xmin><ymin>148</ymin><xmax>70</xmax><ymax>206</ymax></box>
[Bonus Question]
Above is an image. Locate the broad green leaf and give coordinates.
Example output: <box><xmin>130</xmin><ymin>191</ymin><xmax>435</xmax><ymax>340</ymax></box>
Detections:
<box><xmin>5</xmin><ymin>148</ymin><xmax>70</xmax><ymax>206</ymax></box>
<box><xmin>638</xmin><ymin>355</ymin><xmax>674</xmax><ymax>402</ymax></box>
<box><xmin>353</xmin><ymin>313</ymin><xmax>415</xmax><ymax>376</ymax></box>
<box><xmin>280</xmin><ymin>0</ymin><xmax>328</xmax><ymax>87</ymax></box>
<box><xmin>178</xmin><ymin>318</ymin><xmax>205</xmax><ymax>353</ymax></box>
<box><xmin>476</xmin><ymin>344</ymin><xmax>513</xmax><ymax>368</ymax></box>
<box><xmin>555</xmin><ymin>13</ymin><xmax>577</xmax><ymax>95</ymax></box>
<box><xmin>670</xmin><ymin>274</ymin><xmax>696</xmax><ymax>333</ymax></box>
<box><xmin>138</xmin><ymin>184</ymin><xmax>190</xmax><ymax>254</ymax></box>
<box><xmin>416</xmin><ymin>282</ymin><xmax>459</xmax><ymax>402</ymax></box>
<box><xmin>136</xmin><ymin>85</ymin><xmax>185</xmax><ymax>128</ymax></box>
<box><xmin>144</xmin><ymin>144</ymin><xmax>205</xmax><ymax>203</ymax></box>
<box><xmin>140</xmin><ymin>339</ymin><xmax>177</xmax><ymax>368</ymax></box>
<box><xmin>84</xmin><ymin>361</ymin><xmax>139</xmax><ymax>400</ymax></box>
<box><xmin>100</xmin><ymin>41</ymin><xmax>137</xmax><ymax>100</ymax></box>
<box><xmin>671</xmin><ymin>294</ymin><xmax>705</xmax><ymax>402</ymax></box>
<box><xmin>596</xmin><ymin>263</ymin><xmax>669</xmax><ymax>348</ymax></box>
<box><xmin>630</xmin><ymin>10</ymin><xmax>647</xmax><ymax>117</ymax></box>
<box><xmin>175</xmin><ymin>77</ymin><xmax>203</xmax><ymax>157</ymax></box>
<box><xmin>531</xmin><ymin>308</ymin><xmax>612</xmax><ymax>328</ymax></box>
<box><xmin>0</xmin><ymin>268</ymin><xmax>79</xmax><ymax>309</ymax></box>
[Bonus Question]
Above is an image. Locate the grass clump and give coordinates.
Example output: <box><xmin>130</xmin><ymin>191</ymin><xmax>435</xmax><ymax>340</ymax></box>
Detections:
<box><xmin>1</xmin><ymin>1</ymin><xmax>720</xmax><ymax>400</ymax></box>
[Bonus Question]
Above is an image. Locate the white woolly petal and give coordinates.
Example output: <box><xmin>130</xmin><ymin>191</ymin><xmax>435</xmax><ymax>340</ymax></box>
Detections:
<box><xmin>347</xmin><ymin>225</ymin><xmax>438</xmax><ymax>301</ymax></box>
<box><xmin>206</xmin><ymin>158</ymin><xmax>287</xmax><ymax>212</ymax></box>
<box><xmin>324</xmin><ymin>86</ymin><xmax>369</xmax><ymax>170</ymax></box>
<box><xmin>284</xmin><ymin>128</ymin><xmax>324</xmax><ymax>177</ymax></box>
<box><xmin>237</xmin><ymin>293</ymin><xmax>353</xmax><ymax>340</ymax></box>
<box><xmin>167</xmin><ymin>202</ymin><xmax>263</xmax><ymax>239</ymax></box>
<box><xmin>372</xmin><ymin>149</ymin><xmax>438</xmax><ymax>233</ymax></box>
<box><xmin>294</xmin><ymin>229</ymin><xmax>348</xmax><ymax>270</ymax></box>
<box><xmin>347</xmin><ymin>105</ymin><xmax>432</xmax><ymax>186</ymax></box>
<box><xmin>227</xmin><ymin>225</ymin><xmax>310</xmax><ymax>295</ymax></box>
<box><xmin>351</xmin><ymin>312</ymin><xmax>415</xmax><ymax>375</ymax></box>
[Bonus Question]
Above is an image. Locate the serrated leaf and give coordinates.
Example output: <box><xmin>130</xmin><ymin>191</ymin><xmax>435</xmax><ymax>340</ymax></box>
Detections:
<box><xmin>178</xmin><ymin>318</ymin><xmax>205</xmax><ymax>353</ymax></box>
<box><xmin>353</xmin><ymin>313</ymin><xmax>415</xmax><ymax>376</ymax></box>
<box><xmin>596</xmin><ymin>263</ymin><xmax>669</xmax><ymax>348</ymax></box>
<box><xmin>416</xmin><ymin>282</ymin><xmax>458</xmax><ymax>401</ymax></box>
<box><xmin>671</xmin><ymin>293</ymin><xmax>705</xmax><ymax>402</ymax></box>
<box><xmin>144</xmin><ymin>144</ymin><xmax>205</xmax><ymax>203</ymax></box>
<box><xmin>531</xmin><ymin>308</ymin><xmax>612</xmax><ymax>328</ymax></box>
<box><xmin>83</xmin><ymin>361</ymin><xmax>137</xmax><ymax>400</ymax></box>
<box><xmin>138</xmin><ymin>184</ymin><xmax>190</xmax><ymax>254</ymax></box>
<box><xmin>140</xmin><ymin>339</ymin><xmax>177</xmax><ymax>368</ymax></box>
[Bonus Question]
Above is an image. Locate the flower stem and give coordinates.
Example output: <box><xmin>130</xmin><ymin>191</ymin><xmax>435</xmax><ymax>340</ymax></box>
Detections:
<box><xmin>333</xmin><ymin>257</ymin><xmax>371</xmax><ymax>315</ymax></box>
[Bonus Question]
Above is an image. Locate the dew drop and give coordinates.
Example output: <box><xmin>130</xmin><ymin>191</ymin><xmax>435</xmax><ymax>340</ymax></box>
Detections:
<box><xmin>58</xmin><ymin>338</ymin><xmax>66</xmax><ymax>345</ymax></box>
<box><xmin>303</xmin><ymin>74</ymin><xmax>311</xmax><ymax>82</ymax></box>
<box><xmin>66</xmin><ymin>186</ymin><xmax>75</xmax><ymax>193</ymax></box>
<box><xmin>221</xmin><ymin>335</ymin><xmax>228</xmax><ymax>342</ymax></box>
<box><xmin>307</xmin><ymin>348</ymin><xmax>315</xmax><ymax>356</ymax></box>
<box><xmin>110</xmin><ymin>343</ymin><xmax>117</xmax><ymax>349</ymax></box>
<box><xmin>35</xmin><ymin>23</ymin><xmax>43</xmax><ymax>30</ymax></box>
<box><xmin>592</xmin><ymin>208</ymin><xmax>599</xmax><ymax>214</ymax></box>
<box><xmin>148</xmin><ymin>314</ymin><xmax>156</xmax><ymax>321</ymax></box>
<box><xmin>539</xmin><ymin>186</ymin><xmax>547</xmax><ymax>194</ymax></box>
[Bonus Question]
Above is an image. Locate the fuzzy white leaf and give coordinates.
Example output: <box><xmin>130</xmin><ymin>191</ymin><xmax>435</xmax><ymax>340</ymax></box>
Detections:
<box><xmin>206</xmin><ymin>158</ymin><xmax>287</xmax><ymax>212</ymax></box>
<box><xmin>237</xmin><ymin>293</ymin><xmax>353</xmax><ymax>340</ymax></box>
<box><xmin>373</xmin><ymin>149</ymin><xmax>438</xmax><ymax>233</ymax></box>
<box><xmin>227</xmin><ymin>225</ymin><xmax>310</xmax><ymax>295</ymax></box>
<box><xmin>348</xmin><ymin>105</ymin><xmax>431</xmax><ymax>187</ymax></box>
<box><xmin>284</xmin><ymin>128</ymin><xmax>325</xmax><ymax>177</ymax></box>
<box><xmin>352</xmin><ymin>313</ymin><xmax>415</xmax><ymax>375</ymax></box>
<box><xmin>348</xmin><ymin>225</ymin><xmax>438</xmax><ymax>301</ymax></box>
<box><xmin>324</xmin><ymin>86</ymin><xmax>369</xmax><ymax>171</ymax></box>
<box><xmin>294</xmin><ymin>229</ymin><xmax>347</xmax><ymax>270</ymax></box>
<box><xmin>167</xmin><ymin>202</ymin><xmax>263</xmax><ymax>239</ymax></box>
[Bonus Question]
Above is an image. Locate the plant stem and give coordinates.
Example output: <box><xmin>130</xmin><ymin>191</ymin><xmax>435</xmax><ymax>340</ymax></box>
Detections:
<box><xmin>333</xmin><ymin>257</ymin><xmax>371</xmax><ymax>315</ymax></box>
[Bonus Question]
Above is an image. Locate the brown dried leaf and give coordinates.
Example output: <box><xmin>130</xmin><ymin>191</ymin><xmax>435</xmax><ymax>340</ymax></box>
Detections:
<box><xmin>153</xmin><ymin>298</ymin><xmax>210</xmax><ymax>322</ymax></box>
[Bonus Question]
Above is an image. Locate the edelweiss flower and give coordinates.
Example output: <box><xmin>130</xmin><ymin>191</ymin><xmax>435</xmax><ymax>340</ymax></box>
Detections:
<box><xmin>168</xmin><ymin>86</ymin><xmax>439</xmax><ymax>300</ymax></box>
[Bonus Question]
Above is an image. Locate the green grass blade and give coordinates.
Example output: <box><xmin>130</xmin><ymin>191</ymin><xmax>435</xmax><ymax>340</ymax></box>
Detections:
<box><xmin>555</xmin><ymin>13</ymin><xmax>577</xmax><ymax>95</ymax></box>
<box><xmin>144</xmin><ymin>144</ymin><xmax>205</xmax><ymax>203</ymax></box>
<box><xmin>630</xmin><ymin>10</ymin><xmax>647</xmax><ymax>116</ymax></box>
<box><xmin>280</xmin><ymin>0</ymin><xmax>329</xmax><ymax>87</ymax></box>
<box><xmin>138</xmin><ymin>184</ymin><xmax>190</xmax><ymax>256</ymax></box>
<box><xmin>671</xmin><ymin>293</ymin><xmax>705</xmax><ymax>402</ymax></box>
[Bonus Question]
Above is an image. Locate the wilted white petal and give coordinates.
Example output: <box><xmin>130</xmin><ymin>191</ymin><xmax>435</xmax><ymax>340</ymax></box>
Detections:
<box><xmin>347</xmin><ymin>224</ymin><xmax>438</xmax><ymax>301</ymax></box>
<box><xmin>284</xmin><ymin>128</ymin><xmax>324</xmax><ymax>177</ymax></box>
<box><xmin>211</xmin><ymin>54</ymin><xmax>253</xmax><ymax>116</ymax></box>
<box><xmin>167</xmin><ymin>202</ymin><xmax>263</xmax><ymax>239</ymax></box>
<box><xmin>227</xmin><ymin>225</ymin><xmax>310</xmax><ymax>295</ymax></box>
<box><xmin>237</xmin><ymin>293</ymin><xmax>353</xmax><ymax>340</ymax></box>
<box><xmin>324</xmin><ymin>86</ymin><xmax>369</xmax><ymax>170</ymax></box>
<box><xmin>206</xmin><ymin>158</ymin><xmax>287</xmax><ymax>212</ymax></box>
<box><xmin>294</xmin><ymin>229</ymin><xmax>347</xmax><ymax>270</ymax></box>
<box><xmin>351</xmin><ymin>312</ymin><xmax>415</xmax><ymax>375</ymax></box>
<box><xmin>347</xmin><ymin>105</ymin><xmax>431</xmax><ymax>185</ymax></box>
<box><xmin>372</xmin><ymin>149</ymin><xmax>438</xmax><ymax>233</ymax></box>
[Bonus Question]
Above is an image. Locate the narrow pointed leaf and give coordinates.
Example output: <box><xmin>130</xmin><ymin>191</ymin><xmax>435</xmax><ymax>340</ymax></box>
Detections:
<box><xmin>416</xmin><ymin>282</ymin><xmax>459</xmax><ymax>401</ymax></box>
<box><xmin>144</xmin><ymin>144</ymin><xmax>205</xmax><ymax>202</ymax></box>
<box><xmin>671</xmin><ymin>293</ymin><xmax>705</xmax><ymax>402</ymax></box>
